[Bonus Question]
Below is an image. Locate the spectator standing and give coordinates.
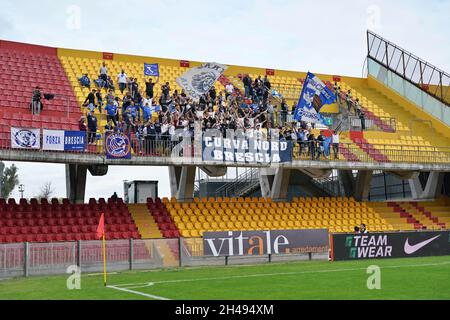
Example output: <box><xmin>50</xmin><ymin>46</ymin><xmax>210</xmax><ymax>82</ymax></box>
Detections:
<box><xmin>145</xmin><ymin>77</ymin><xmax>158</xmax><ymax>99</ymax></box>
<box><xmin>243</xmin><ymin>74</ymin><xmax>252</xmax><ymax>98</ymax></box>
<box><xmin>359</xmin><ymin>112</ymin><xmax>366</xmax><ymax>131</ymax></box>
<box><xmin>316</xmin><ymin>132</ymin><xmax>326</xmax><ymax>160</ymax></box>
<box><xmin>334</xmin><ymin>82</ymin><xmax>341</xmax><ymax>109</ymax></box>
<box><xmin>332</xmin><ymin>131</ymin><xmax>340</xmax><ymax>160</ymax></box>
<box><xmin>83</xmin><ymin>89</ymin><xmax>97</xmax><ymax>113</ymax></box>
<box><xmin>142</xmin><ymin>102</ymin><xmax>152</xmax><ymax>124</ymax></box>
<box><xmin>280</xmin><ymin>98</ymin><xmax>288</xmax><ymax>125</ymax></box>
<box><xmin>162</xmin><ymin>82</ymin><xmax>171</xmax><ymax>97</ymax></box>
<box><xmin>225</xmin><ymin>83</ymin><xmax>234</xmax><ymax>99</ymax></box>
<box><xmin>96</xmin><ymin>90</ymin><xmax>103</xmax><ymax>113</ymax></box>
<box><xmin>100</xmin><ymin>62</ymin><xmax>108</xmax><ymax>88</ymax></box>
<box><xmin>105</xmin><ymin>100</ymin><xmax>118</xmax><ymax>126</ymax></box>
<box><xmin>86</xmin><ymin>111</ymin><xmax>98</xmax><ymax>144</ymax></box>
<box><xmin>354</xmin><ymin>98</ymin><xmax>361</xmax><ymax>116</ymax></box>
<box><xmin>31</xmin><ymin>86</ymin><xmax>42</xmax><ymax>115</ymax></box>
<box><xmin>117</xmin><ymin>69</ymin><xmax>128</xmax><ymax>94</ymax></box>
<box><xmin>346</xmin><ymin>90</ymin><xmax>353</xmax><ymax>112</ymax></box>
<box><xmin>122</xmin><ymin>92</ymin><xmax>133</xmax><ymax>117</ymax></box>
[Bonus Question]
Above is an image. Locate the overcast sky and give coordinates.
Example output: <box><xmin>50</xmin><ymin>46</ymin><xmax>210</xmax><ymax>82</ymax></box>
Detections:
<box><xmin>1</xmin><ymin>0</ymin><xmax>449</xmax><ymax>200</ymax></box>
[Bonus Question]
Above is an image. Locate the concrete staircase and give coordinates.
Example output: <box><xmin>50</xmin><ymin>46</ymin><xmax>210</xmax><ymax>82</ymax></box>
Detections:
<box><xmin>128</xmin><ymin>204</ymin><xmax>162</xmax><ymax>239</ymax></box>
<box><xmin>128</xmin><ymin>204</ymin><xmax>179</xmax><ymax>267</ymax></box>
<box><xmin>367</xmin><ymin>202</ymin><xmax>415</xmax><ymax>231</ymax></box>
<box><xmin>397</xmin><ymin>202</ymin><xmax>445</xmax><ymax>230</ymax></box>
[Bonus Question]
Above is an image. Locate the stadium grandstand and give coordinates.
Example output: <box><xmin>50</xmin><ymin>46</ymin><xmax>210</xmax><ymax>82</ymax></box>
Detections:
<box><xmin>0</xmin><ymin>29</ymin><xmax>449</xmax><ymax>280</ymax></box>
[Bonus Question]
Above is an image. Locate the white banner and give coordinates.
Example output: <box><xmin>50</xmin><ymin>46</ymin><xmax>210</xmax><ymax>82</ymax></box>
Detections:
<box><xmin>176</xmin><ymin>62</ymin><xmax>228</xmax><ymax>98</ymax></box>
<box><xmin>11</xmin><ymin>127</ymin><xmax>40</xmax><ymax>149</ymax></box>
<box><xmin>43</xmin><ymin>130</ymin><xmax>65</xmax><ymax>151</ymax></box>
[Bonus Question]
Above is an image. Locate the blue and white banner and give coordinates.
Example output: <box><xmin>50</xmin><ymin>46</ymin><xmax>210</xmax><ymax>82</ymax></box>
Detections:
<box><xmin>202</xmin><ymin>137</ymin><xmax>293</xmax><ymax>164</ymax></box>
<box><xmin>11</xmin><ymin>127</ymin><xmax>40</xmax><ymax>149</ymax></box>
<box><xmin>64</xmin><ymin>131</ymin><xmax>86</xmax><ymax>151</ymax></box>
<box><xmin>43</xmin><ymin>130</ymin><xmax>64</xmax><ymax>151</ymax></box>
<box><xmin>43</xmin><ymin>130</ymin><xmax>86</xmax><ymax>151</ymax></box>
<box><xmin>144</xmin><ymin>63</ymin><xmax>159</xmax><ymax>77</ymax></box>
<box><xmin>176</xmin><ymin>62</ymin><xmax>228</xmax><ymax>98</ymax></box>
<box><xmin>105</xmin><ymin>133</ymin><xmax>132</xmax><ymax>159</ymax></box>
<box><xmin>294</xmin><ymin>72</ymin><xmax>336</xmax><ymax>123</ymax></box>
<box><xmin>271</xmin><ymin>89</ymin><xmax>283</xmax><ymax>99</ymax></box>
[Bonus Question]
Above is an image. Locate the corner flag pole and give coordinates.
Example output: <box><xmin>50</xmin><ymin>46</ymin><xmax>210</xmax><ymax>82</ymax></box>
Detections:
<box><xmin>96</xmin><ymin>213</ymin><xmax>107</xmax><ymax>286</ymax></box>
<box><xmin>102</xmin><ymin>233</ymin><xmax>107</xmax><ymax>286</ymax></box>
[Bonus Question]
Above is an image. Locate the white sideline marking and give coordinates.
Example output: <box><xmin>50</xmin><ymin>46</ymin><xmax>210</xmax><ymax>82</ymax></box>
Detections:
<box><xmin>112</xmin><ymin>260</ymin><xmax>450</xmax><ymax>289</ymax></box>
<box><xmin>107</xmin><ymin>284</ymin><xmax>169</xmax><ymax>300</ymax></box>
<box><xmin>86</xmin><ymin>272</ymin><xmax>118</xmax><ymax>277</ymax></box>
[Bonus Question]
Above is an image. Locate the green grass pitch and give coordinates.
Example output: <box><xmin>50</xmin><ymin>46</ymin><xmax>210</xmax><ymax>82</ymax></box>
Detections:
<box><xmin>1</xmin><ymin>256</ymin><xmax>450</xmax><ymax>300</ymax></box>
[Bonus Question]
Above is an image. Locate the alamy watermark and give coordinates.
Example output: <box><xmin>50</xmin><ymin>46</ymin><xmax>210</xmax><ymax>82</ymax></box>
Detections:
<box><xmin>66</xmin><ymin>5</ymin><xmax>81</xmax><ymax>30</ymax></box>
<box><xmin>366</xmin><ymin>5</ymin><xmax>382</xmax><ymax>31</ymax></box>
<box><xmin>366</xmin><ymin>265</ymin><xmax>381</xmax><ymax>290</ymax></box>
<box><xmin>66</xmin><ymin>265</ymin><xmax>81</xmax><ymax>290</ymax></box>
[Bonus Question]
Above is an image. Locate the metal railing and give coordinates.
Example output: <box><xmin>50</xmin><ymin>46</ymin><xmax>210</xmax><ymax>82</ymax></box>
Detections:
<box><xmin>214</xmin><ymin>168</ymin><xmax>260</xmax><ymax>198</ymax></box>
<box><xmin>348</xmin><ymin>115</ymin><xmax>397</xmax><ymax>132</ymax></box>
<box><xmin>336</xmin><ymin>90</ymin><xmax>397</xmax><ymax>133</ymax></box>
<box><xmin>292</xmin><ymin>141</ymin><xmax>450</xmax><ymax>164</ymax></box>
<box><xmin>0</xmin><ymin>238</ymin><xmax>181</xmax><ymax>278</ymax></box>
<box><xmin>2</xmin><ymin>129</ymin><xmax>450</xmax><ymax>165</ymax></box>
<box><xmin>0</xmin><ymin>237</ymin><xmax>328</xmax><ymax>278</ymax></box>
<box><xmin>367</xmin><ymin>30</ymin><xmax>450</xmax><ymax>106</ymax></box>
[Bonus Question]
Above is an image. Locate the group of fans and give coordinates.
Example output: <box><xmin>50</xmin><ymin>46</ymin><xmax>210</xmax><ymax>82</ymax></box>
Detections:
<box><xmin>76</xmin><ymin>63</ymin><xmax>344</xmax><ymax>159</ymax></box>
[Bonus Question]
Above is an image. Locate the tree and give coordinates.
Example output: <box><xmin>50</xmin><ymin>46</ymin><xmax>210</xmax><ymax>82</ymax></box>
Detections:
<box><xmin>38</xmin><ymin>181</ymin><xmax>55</xmax><ymax>200</ymax></box>
<box><xmin>1</xmin><ymin>163</ymin><xmax>19</xmax><ymax>199</ymax></box>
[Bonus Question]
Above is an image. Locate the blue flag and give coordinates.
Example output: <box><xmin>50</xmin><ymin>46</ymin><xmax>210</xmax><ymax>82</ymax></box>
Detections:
<box><xmin>144</xmin><ymin>63</ymin><xmax>159</xmax><ymax>77</ymax></box>
<box><xmin>293</xmin><ymin>72</ymin><xmax>336</xmax><ymax>123</ymax></box>
<box><xmin>271</xmin><ymin>89</ymin><xmax>283</xmax><ymax>99</ymax></box>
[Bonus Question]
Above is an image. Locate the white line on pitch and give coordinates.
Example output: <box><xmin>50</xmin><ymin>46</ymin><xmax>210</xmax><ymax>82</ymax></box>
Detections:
<box><xmin>106</xmin><ymin>284</ymin><xmax>169</xmax><ymax>300</ymax></box>
<box><xmin>113</xmin><ymin>260</ymin><xmax>450</xmax><ymax>288</ymax></box>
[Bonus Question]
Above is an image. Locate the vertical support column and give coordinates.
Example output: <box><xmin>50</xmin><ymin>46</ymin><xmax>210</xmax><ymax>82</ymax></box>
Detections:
<box><xmin>168</xmin><ymin>166</ymin><xmax>196</xmax><ymax>201</ymax></box>
<box><xmin>354</xmin><ymin>170</ymin><xmax>373</xmax><ymax>201</ymax></box>
<box><xmin>410</xmin><ymin>172</ymin><xmax>445</xmax><ymax>200</ymax></box>
<box><xmin>0</xmin><ymin>162</ymin><xmax>4</xmax><ymax>198</ymax></box>
<box><xmin>408</xmin><ymin>176</ymin><xmax>423</xmax><ymax>199</ymax></box>
<box><xmin>129</xmin><ymin>238</ymin><xmax>134</xmax><ymax>271</ymax></box>
<box><xmin>178</xmin><ymin>237</ymin><xmax>183</xmax><ymax>268</ymax></box>
<box><xmin>24</xmin><ymin>242</ymin><xmax>29</xmax><ymax>278</ymax></box>
<box><xmin>338</xmin><ymin>170</ymin><xmax>355</xmax><ymax>197</ymax></box>
<box><xmin>270</xmin><ymin>168</ymin><xmax>291</xmax><ymax>201</ymax></box>
<box><xmin>259</xmin><ymin>169</ymin><xmax>273</xmax><ymax>199</ymax></box>
<box><xmin>77</xmin><ymin>240</ymin><xmax>81</xmax><ymax>268</ymax></box>
<box><xmin>65</xmin><ymin>164</ymin><xmax>88</xmax><ymax>204</ymax></box>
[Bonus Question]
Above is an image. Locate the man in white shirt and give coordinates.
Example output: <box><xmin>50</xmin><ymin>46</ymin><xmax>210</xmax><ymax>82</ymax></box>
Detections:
<box><xmin>225</xmin><ymin>84</ymin><xmax>234</xmax><ymax>98</ymax></box>
<box><xmin>332</xmin><ymin>131</ymin><xmax>340</xmax><ymax>160</ymax></box>
<box><xmin>117</xmin><ymin>69</ymin><xmax>128</xmax><ymax>93</ymax></box>
<box><xmin>99</xmin><ymin>63</ymin><xmax>108</xmax><ymax>88</ymax></box>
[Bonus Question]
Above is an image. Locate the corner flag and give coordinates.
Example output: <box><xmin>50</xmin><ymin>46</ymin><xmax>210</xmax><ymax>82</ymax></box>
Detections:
<box><xmin>96</xmin><ymin>213</ymin><xmax>107</xmax><ymax>286</ymax></box>
<box><xmin>96</xmin><ymin>213</ymin><xmax>105</xmax><ymax>239</ymax></box>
